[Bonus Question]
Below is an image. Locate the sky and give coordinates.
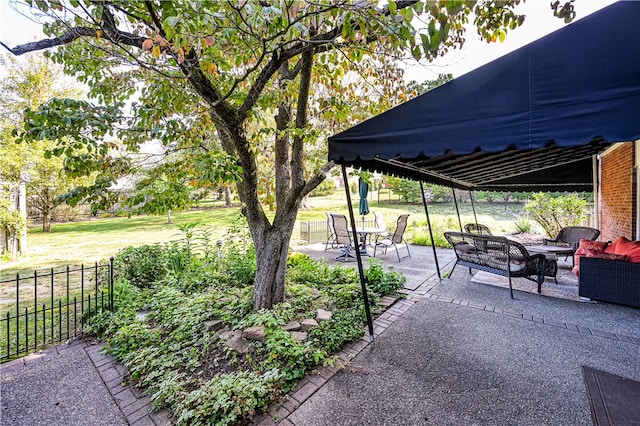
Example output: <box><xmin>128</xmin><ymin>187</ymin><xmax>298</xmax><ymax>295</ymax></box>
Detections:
<box><xmin>406</xmin><ymin>0</ymin><xmax>618</xmax><ymax>80</ymax></box>
<box><xmin>0</xmin><ymin>0</ymin><xmax>617</xmax><ymax>79</ymax></box>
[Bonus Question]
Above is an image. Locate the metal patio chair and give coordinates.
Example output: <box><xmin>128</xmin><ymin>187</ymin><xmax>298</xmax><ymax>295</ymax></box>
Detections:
<box><xmin>329</xmin><ymin>213</ymin><xmax>355</xmax><ymax>261</ymax></box>
<box><xmin>373</xmin><ymin>214</ymin><xmax>411</xmax><ymax>262</ymax></box>
<box><xmin>324</xmin><ymin>211</ymin><xmax>339</xmax><ymax>251</ymax></box>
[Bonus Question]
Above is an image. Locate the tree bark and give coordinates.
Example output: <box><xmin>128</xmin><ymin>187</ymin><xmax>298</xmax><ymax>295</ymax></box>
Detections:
<box><xmin>224</xmin><ymin>186</ymin><xmax>232</xmax><ymax>207</ymax></box>
<box><xmin>42</xmin><ymin>213</ymin><xmax>51</xmax><ymax>233</ymax></box>
<box><xmin>252</xmin><ymin>214</ymin><xmax>296</xmax><ymax>309</ymax></box>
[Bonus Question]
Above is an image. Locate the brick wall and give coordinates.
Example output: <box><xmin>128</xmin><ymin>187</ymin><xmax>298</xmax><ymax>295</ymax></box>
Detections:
<box><xmin>599</xmin><ymin>143</ymin><xmax>636</xmax><ymax>242</ymax></box>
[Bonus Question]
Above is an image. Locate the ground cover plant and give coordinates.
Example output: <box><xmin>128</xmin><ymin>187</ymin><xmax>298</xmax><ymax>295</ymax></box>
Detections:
<box><xmin>87</xmin><ymin>225</ymin><xmax>405</xmax><ymax>425</ymax></box>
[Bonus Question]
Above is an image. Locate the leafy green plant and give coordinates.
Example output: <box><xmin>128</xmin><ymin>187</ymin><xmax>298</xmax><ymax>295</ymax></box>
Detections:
<box><xmin>114</xmin><ymin>244</ymin><xmax>168</xmax><ymax>288</ymax></box>
<box><xmin>365</xmin><ymin>259</ymin><xmax>406</xmax><ymax>295</ymax></box>
<box><xmin>513</xmin><ymin>216</ymin><xmax>532</xmax><ymax>233</ymax></box>
<box><xmin>524</xmin><ymin>193</ymin><xmax>589</xmax><ymax>237</ymax></box>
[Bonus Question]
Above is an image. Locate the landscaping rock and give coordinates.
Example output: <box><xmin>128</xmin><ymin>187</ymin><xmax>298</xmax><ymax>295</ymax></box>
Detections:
<box><xmin>214</xmin><ymin>327</ymin><xmax>233</xmax><ymax>341</ymax></box>
<box><xmin>226</xmin><ymin>332</ymin><xmax>254</xmax><ymax>354</ymax></box>
<box><xmin>301</xmin><ymin>318</ymin><xmax>318</xmax><ymax>332</ymax></box>
<box><xmin>243</xmin><ymin>325</ymin><xmax>266</xmax><ymax>342</ymax></box>
<box><xmin>283</xmin><ymin>321</ymin><xmax>301</xmax><ymax>332</ymax></box>
<box><xmin>290</xmin><ymin>331</ymin><xmax>308</xmax><ymax>342</ymax></box>
<box><xmin>204</xmin><ymin>319</ymin><xmax>224</xmax><ymax>332</ymax></box>
<box><xmin>316</xmin><ymin>309</ymin><xmax>333</xmax><ymax>322</ymax></box>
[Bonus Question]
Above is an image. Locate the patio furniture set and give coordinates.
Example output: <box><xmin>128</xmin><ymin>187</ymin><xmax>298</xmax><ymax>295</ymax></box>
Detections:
<box><xmin>324</xmin><ymin>212</ymin><xmax>411</xmax><ymax>262</ymax></box>
<box><xmin>448</xmin><ymin>224</ymin><xmax>640</xmax><ymax>309</ymax></box>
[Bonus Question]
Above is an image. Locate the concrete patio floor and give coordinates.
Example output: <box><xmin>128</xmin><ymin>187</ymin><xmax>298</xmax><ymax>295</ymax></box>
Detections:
<box><xmin>257</xmin><ymin>242</ymin><xmax>640</xmax><ymax>425</ymax></box>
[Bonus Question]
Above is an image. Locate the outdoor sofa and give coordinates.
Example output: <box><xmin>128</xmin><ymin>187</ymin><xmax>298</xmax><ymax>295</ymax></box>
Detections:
<box><xmin>576</xmin><ymin>236</ymin><xmax>640</xmax><ymax>309</ymax></box>
<box><xmin>444</xmin><ymin>231</ymin><xmax>552</xmax><ymax>299</ymax></box>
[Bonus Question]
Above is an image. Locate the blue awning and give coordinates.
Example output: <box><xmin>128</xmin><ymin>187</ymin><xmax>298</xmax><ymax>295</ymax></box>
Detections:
<box><xmin>328</xmin><ymin>1</ymin><xmax>640</xmax><ymax>191</ymax></box>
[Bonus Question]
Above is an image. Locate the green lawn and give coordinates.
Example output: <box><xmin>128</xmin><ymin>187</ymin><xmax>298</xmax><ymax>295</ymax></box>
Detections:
<box><xmin>1</xmin><ymin>191</ymin><xmax>538</xmax><ymax>280</ymax></box>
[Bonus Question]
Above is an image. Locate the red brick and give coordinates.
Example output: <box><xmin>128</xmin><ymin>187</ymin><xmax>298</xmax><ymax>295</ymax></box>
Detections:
<box><xmin>600</xmin><ymin>143</ymin><xmax>634</xmax><ymax>241</ymax></box>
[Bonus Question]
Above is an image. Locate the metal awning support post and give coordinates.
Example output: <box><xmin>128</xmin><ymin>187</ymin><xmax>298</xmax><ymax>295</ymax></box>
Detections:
<box><xmin>420</xmin><ymin>181</ymin><xmax>441</xmax><ymax>280</ymax></box>
<box><xmin>470</xmin><ymin>190</ymin><xmax>478</xmax><ymax>228</ymax></box>
<box><xmin>451</xmin><ymin>187</ymin><xmax>463</xmax><ymax>231</ymax></box>
<box><xmin>342</xmin><ymin>165</ymin><xmax>375</xmax><ymax>344</ymax></box>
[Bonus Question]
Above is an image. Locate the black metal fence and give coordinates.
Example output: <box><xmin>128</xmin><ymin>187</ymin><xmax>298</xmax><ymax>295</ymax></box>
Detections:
<box><xmin>0</xmin><ymin>258</ymin><xmax>114</xmax><ymax>362</ymax></box>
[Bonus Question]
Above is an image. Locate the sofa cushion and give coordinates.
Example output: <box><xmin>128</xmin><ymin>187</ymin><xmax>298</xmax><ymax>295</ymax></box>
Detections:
<box><xmin>585</xmin><ymin>251</ymin><xmax>629</xmax><ymax>262</ymax></box>
<box><xmin>604</xmin><ymin>236</ymin><xmax>640</xmax><ymax>262</ymax></box>
<box><xmin>573</xmin><ymin>239</ymin><xmax>609</xmax><ymax>276</ymax></box>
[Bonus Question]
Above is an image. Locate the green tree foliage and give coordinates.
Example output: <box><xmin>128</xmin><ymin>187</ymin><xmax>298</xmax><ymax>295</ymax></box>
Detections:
<box><xmin>524</xmin><ymin>192</ymin><xmax>589</xmax><ymax>238</ymax></box>
<box><xmin>386</xmin><ymin>177</ymin><xmax>421</xmax><ymax>203</ymax></box>
<box><xmin>0</xmin><ymin>197</ymin><xmax>26</xmax><ymax>255</ymax></box>
<box><xmin>0</xmin><ymin>54</ymin><xmax>91</xmax><ymax>232</ymax></box>
<box><xmin>309</xmin><ymin>179</ymin><xmax>336</xmax><ymax>197</ymax></box>
<box><xmin>2</xmin><ymin>1</ymin><xmax>575</xmax><ymax>309</ymax></box>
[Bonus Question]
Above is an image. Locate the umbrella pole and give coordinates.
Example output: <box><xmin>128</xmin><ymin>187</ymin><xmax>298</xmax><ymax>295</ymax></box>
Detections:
<box><xmin>343</xmin><ymin>165</ymin><xmax>374</xmax><ymax>344</ymax></box>
<box><xmin>421</xmin><ymin>181</ymin><xmax>441</xmax><ymax>280</ymax></box>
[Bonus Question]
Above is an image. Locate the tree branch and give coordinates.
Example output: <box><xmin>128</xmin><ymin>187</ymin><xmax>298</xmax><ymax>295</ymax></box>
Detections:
<box><xmin>1</xmin><ymin>27</ymin><xmax>99</xmax><ymax>55</ymax></box>
<box><xmin>301</xmin><ymin>162</ymin><xmax>335</xmax><ymax>200</ymax></box>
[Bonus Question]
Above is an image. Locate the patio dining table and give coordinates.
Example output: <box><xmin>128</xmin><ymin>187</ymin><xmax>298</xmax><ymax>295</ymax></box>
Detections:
<box><xmin>355</xmin><ymin>226</ymin><xmax>384</xmax><ymax>257</ymax></box>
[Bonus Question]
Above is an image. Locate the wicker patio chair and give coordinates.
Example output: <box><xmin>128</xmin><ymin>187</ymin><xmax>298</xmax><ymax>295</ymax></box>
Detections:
<box><xmin>544</xmin><ymin>226</ymin><xmax>600</xmax><ymax>265</ymax></box>
<box><xmin>463</xmin><ymin>223</ymin><xmax>493</xmax><ymax>235</ymax></box>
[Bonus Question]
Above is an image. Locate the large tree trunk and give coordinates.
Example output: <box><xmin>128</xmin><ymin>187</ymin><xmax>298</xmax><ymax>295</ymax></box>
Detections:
<box><xmin>252</xmin><ymin>223</ymin><xmax>294</xmax><ymax>309</ymax></box>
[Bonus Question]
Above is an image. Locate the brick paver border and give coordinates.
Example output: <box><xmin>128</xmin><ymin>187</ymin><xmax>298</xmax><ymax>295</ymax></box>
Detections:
<box><xmin>85</xmin><ymin>342</ymin><xmax>173</xmax><ymax>426</ymax></box>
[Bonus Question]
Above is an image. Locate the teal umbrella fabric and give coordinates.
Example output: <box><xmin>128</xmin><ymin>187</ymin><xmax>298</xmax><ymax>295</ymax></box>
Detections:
<box><xmin>358</xmin><ymin>177</ymin><xmax>369</xmax><ymax>217</ymax></box>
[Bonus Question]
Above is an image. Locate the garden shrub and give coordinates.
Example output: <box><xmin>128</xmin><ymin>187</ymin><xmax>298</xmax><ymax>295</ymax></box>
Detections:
<box><xmin>309</xmin><ymin>179</ymin><xmax>336</xmax><ymax>197</ymax></box>
<box><xmin>114</xmin><ymin>244</ymin><xmax>168</xmax><ymax>288</ymax></box>
<box><xmin>524</xmin><ymin>192</ymin><xmax>589</xmax><ymax>238</ymax></box>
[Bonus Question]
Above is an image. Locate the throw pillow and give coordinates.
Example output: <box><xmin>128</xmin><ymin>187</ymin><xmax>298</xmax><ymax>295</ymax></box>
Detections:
<box><xmin>604</xmin><ymin>236</ymin><xmax>625</xmax><ymax>255</ymax></box>
<box><xmin>572</xmin><ymin>239</ymin><xmax>608</xmax><ymax>276</ymax></box>
<box><xmin>575</xmin><ymin>239</ymin><xmax>608</xmax><ymax>255</ymax></box>
<box><xmin>605</xmin><ymin>236</ymin><xmax>640</xmax><ymax>262</ymax></box>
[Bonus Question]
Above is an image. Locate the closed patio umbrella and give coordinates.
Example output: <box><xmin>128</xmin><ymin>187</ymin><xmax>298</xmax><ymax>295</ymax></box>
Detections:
<box><xmin>358</xmin><ymin>177</ymin><xmax>369</xmax><ymax>223</ymax></box>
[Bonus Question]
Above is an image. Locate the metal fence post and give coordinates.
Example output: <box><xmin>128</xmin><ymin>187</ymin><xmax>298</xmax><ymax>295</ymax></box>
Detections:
<box><xmin>109</xmin><ymin>257</ymin><xmax>115</xmax><ymax>311</ymax></box>
<box><xmin>15</xmin><ymin>273</ymin><xmax>19</xmax><ymax>356</ymax></box>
